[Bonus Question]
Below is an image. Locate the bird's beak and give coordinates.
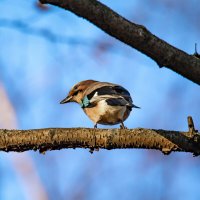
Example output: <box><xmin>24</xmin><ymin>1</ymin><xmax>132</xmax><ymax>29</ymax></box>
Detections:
<box><xmin>60</xmin><ymin>95</ymin><xmax>73</xmax><ymax>104</ymax></box>
<box><xmin>133</xmin><ymin>104</ymin><xmax>140</xmax><ymax>109</ymax></box>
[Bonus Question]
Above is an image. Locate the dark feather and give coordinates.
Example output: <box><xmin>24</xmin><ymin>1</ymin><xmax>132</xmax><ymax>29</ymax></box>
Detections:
<box><xmin>113</xmin><ymin>85</ymin><xmax>130</xmax><ymax>96</ymax></box>
<box><xmin>106</xmin><ymin>98</ymin><xmax>132</xmax><ymax>110</ymax></box>
<box><xmin>87</xmin><ymin>85</ymin><xmax>130</xmax><ymax>100</ymax></box>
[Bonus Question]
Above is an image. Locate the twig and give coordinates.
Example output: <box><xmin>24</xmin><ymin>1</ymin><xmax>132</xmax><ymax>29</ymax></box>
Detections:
<box><xmin>187</xmin><ymin>116</ymin><xmax>200</xmax><ymax>156</ymax></box>
<box><xmin>194</xmin><ymin>43</ymin><xmax>200</xmax><ymax>59</ymax></box>
<box><xmin>187</xmin><ymin>116</ymin><xmax>197</xmax><ymax>136</ymax></box>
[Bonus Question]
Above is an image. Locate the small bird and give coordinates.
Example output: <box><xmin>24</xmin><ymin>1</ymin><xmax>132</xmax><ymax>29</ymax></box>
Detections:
<box><xmin>60</xmin><ymin>80</ymin><xmax>140</xmax><ymax>128</ymax></box>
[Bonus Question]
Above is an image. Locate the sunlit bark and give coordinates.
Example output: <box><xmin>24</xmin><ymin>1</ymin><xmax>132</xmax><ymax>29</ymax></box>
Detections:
<box><xmin>1</xmin><ymin>126</ymin><xmax>200</xmax><ymax>156</ymax></box>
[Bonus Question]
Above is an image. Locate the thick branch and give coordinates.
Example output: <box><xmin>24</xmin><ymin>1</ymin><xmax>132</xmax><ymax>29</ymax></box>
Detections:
<box><xmin>40</xmin><ymin>0</ymin><xmax>200</xmax><ymax>85</ymax></box>
<box><xmin>1</xmin><ymin>128</ymin><xmax>200</xmax><ymax>155</ymax></box>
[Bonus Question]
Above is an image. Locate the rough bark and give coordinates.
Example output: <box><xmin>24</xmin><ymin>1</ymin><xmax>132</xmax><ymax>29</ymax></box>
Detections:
<box><xmin>0</xmin><ymin>127</ymin><xmax>200</xmax><ymax>156</ymax></box>
<box><xmin>39</xmin><ymin>0</ymin><xmax>200</xmax><ymax>85</ymax></box>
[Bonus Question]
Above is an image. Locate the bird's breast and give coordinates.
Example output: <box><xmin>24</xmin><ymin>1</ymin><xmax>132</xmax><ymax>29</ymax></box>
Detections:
<box><xmin>83</xmin><ymin>100</ymin><xmax>131</xmax><ymax>125</ymax></box>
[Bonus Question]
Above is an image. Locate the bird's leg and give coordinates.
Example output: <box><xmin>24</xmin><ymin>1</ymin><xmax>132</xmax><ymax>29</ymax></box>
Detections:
<box><xmin>90</xmin><ymin>123</ymin><xmax>99</xmax><ymax>154</ymax></box>
<box><xmin>120</xmin><ymin>121</ymin><xmax>127</xmax><ymax>129</ymax></box>
<box><xmin>89</xmin><ymin>147</ymin><xmax>99</xmax><ymax>154</ymax></box>
<box><xmin>89</xmin><ymin>148</ymin><xmax>94</xmax><ymax>154</ymax></box>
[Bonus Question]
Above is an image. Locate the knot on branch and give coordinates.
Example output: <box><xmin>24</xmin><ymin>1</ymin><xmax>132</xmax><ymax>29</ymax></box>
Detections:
<box><xmin>161</xmin><ymin>147</ymin><xmax>173</xmax><ymax>155</ymax></box>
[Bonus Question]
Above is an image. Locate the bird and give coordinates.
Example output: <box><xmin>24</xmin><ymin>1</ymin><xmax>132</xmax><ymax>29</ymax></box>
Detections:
<box><xmin>60</xmin><ymin>80</ymin><xmax>140</xmax><ymax>128</ymax></box>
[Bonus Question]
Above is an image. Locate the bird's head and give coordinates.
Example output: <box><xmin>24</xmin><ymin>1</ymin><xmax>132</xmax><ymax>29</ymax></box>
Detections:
<box><xmin>60</xmin><ymin>80</ymin><xmax>97</xmax><ymax>104</ymax></box>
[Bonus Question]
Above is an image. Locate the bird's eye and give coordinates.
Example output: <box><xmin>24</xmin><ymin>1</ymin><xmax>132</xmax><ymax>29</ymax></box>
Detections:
<box><xmin>73</xmin><ymin>85</ymin><xmax>78</xmax><ymax>90</ymax></box>
<box><xmin>73</xmin><ymin>89</ymin><xmax>82</xmax><ymax>96</ymax></box>
<box><xmin>73</xmin><ymin>91</ymin><xmax>79</xmax><ymax>96</ymax></box>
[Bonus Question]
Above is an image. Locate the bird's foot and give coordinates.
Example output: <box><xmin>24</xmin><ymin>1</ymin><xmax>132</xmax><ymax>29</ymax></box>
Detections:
<box><xmin>120</xmin><ymin>122</ymin><xmax>127</xmax><ymax>129</ymax></box>
<box><xmin>89</xmin><ymin>147</ymin><xmax>99</xmax><ymax>154</ymax></box>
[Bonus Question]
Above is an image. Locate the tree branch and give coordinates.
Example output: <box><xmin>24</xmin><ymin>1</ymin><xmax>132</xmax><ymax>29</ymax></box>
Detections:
<box><xmin>1</xmin><ymin>122</ymin><xmax>200</xmax><ymax>156</ymax></box>
<box><xmin>39</xmin><ymin>0</ymin><xmax>200</xmax><ymax>85</ymax></box>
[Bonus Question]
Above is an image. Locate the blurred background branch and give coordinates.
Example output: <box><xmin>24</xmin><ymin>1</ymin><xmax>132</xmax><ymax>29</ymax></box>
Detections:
<box><xmin>0</xmin><ymin>18</ymin><xmax>92</xmax><ymax>46</ymax></box>
<box><xmin>0</xmin><ymin>82</ymin><xmax>48</xmax><ymax>200</ymax></box>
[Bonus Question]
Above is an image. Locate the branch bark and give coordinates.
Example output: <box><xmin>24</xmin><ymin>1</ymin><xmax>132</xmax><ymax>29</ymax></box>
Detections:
<box><xmin>39</xmin><ymin>0</ymin><xmax>200</xmax><ymax>85</ymax></box>
<box><xmin>1</xmin><ymin>127</ymin><xmax>200</xmax><ymax>156</ymax></box>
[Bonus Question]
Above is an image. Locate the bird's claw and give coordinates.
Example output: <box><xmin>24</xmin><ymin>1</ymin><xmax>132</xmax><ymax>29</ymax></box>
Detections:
<box><xmin>94</xmin><ymin>124</ymin><xmax>97</xmax><ymax>129</ymax></box>
<box><xmin>89</xmin><ymin>147</ymin><xmax>99</xmax><ymax>154</ymax></box>
<box><xmin>120</xmin><ymin>122</ymin><xmax>127</xmax><ymax>129</ymax></box>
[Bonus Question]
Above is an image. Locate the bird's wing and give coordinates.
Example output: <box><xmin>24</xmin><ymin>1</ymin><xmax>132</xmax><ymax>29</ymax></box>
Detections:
<box><xmin>88</xmin><ymin>95</ymin><xmax>133</xmax><ymax>111</ymax></box>
<box><xmin>84</xmin><ymin>82</ymin><xmax>131</xmax><ymax>99</ymax></box>
<box><xmin>82</xmin><ymin>81</ymin><xmax>140</xmax><ymax>108</ymax></box>
<box><xmin>83</xmin><ymin>82</ymin><xmax>132</xmax><ymax>107</ymax></box>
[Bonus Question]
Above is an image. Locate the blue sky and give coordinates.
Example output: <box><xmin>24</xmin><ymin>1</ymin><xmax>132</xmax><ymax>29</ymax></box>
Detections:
<box><xmin>0</xmin><ymin>0</ymin><xmax>200</xmax><ymax>200</ymax></box>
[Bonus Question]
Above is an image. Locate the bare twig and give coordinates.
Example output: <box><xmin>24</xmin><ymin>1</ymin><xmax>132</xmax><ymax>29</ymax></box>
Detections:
<box><xmin>187</xmin><ymin>116</ymin><xmax>197</xmax><ymax>135</ymax></box>
<box><xmin>39</xmin><ymin>0</ymin><xmax>200</xmax><ymax>85</ymax></box>
<box><xmin>194</xmin><ymin>43</ymin><xmax>200</xmax><ymax>59</ymax></box>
